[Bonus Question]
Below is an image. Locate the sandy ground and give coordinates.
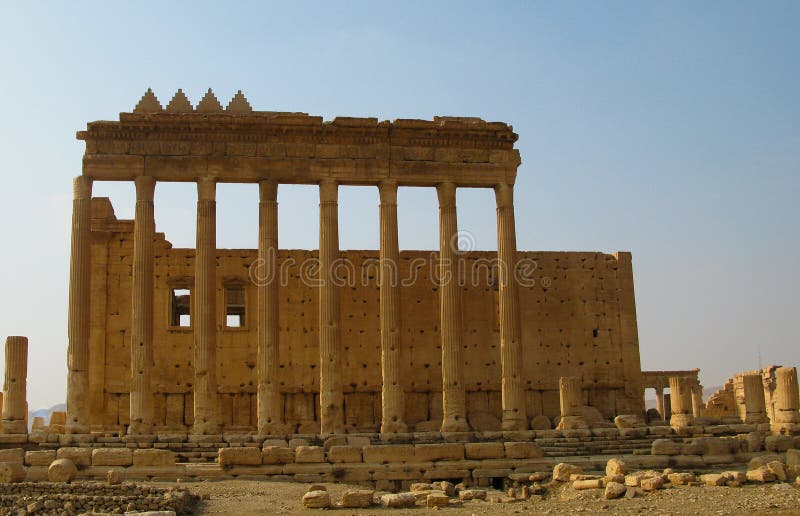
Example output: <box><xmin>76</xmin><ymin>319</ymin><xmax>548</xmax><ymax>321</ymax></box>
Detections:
<box><xmin>157</xmin><ymin>479</ymin><xmax>800</xmax><ymax>515</ymax></box>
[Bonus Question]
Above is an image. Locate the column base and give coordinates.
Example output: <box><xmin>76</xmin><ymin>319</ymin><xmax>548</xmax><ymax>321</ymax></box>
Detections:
<box><xmin>65</xmin><ymin>423</ymin><xmax>91</xmax><ymax>435</ymax></box>
<box><xmin>257</xmin><ymin>423</ymin><xmax>295</xmax><ymax>436</ymax></box>
<box><xmin>556</xmin><ymin>415</ymin><xmax>588</xmax><ymax>430</ymax></box>
<box><xmin>501</xmin><ymin>416</ymin><xmax>528</xmax><ymax>431</ymax></box>
<box><xmin>127</xmin><ymin>422</ymin><xmax>154</xmax><ymax>436</ymax></box>
<box><xmin>380</xmin><ymin>421</ymin><xmax>408</xmax><ymax>434</ymax></box>
<box><xmin>0</xmin><ymin>420</ymin><xmax>27</xmax><ymax>434</ymax></box>
<box><xmin>670</xmin><ymin>413</ymin><xmax>694</xmax><ymax>429</ymax></box>
<box><xmin>744</xmin><ymin>414</ymin><xmax>770</xmax><ymax>425</ymax></box>
<box><xmin>440</xmin><ymin>418</ymin><xmax>469</xmax><ymax>433</ymax></box>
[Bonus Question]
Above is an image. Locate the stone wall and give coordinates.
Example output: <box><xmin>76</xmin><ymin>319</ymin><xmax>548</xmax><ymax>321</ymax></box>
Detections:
<box><xmin>87</xmin><ymin>198</ymin><xmax>643</xmax><ymax>432</ymax></box>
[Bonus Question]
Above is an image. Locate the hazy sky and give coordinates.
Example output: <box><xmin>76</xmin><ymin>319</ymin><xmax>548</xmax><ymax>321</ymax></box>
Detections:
<box><xmin>0</xmin><ymin>2</ymin><xmax>797</xmax><ymax>410</ymax></box>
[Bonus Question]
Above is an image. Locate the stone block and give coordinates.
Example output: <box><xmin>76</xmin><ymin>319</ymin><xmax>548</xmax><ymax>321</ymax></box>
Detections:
<box><xmin>667</xmin><ymin>472</ymin><xmax>696</xmax><ymax>485</ymax></box>
<box><xmin>302</xmin><ymin>490</ymin><xmax>330</xmax><ymax>509</ymax></box>
<box><xmin>767</xmin><ymin>461</ymin><xmax>787</xmax><ymax>482</ymax></box>
<box><xmin>363</xmin><ymin>445</ymin><xmax>414</xmax><ymax>464</ymax></box>
<box><xmin>415</xmin><ymin>443</ymin><xmax>464</xmax><ymax>462</ymax></box>
<box><xmin>380</xmin><ymin>492</ymin><xmax>416</xmax><ymax>508</ymax></box>
<box><xmin>295</xmin><ymin>446</ymin><xmax>325</xmax><ymax>463</ymax></box>
<box><xmin>765</xmin><ymin>435</ymin><xmax>794</xmax><ymax>453</ymax></box>
<box><xmin>746</xmin><ymin>467</ymin><xmax>776</xmax><ymax>483</ymax></box>
<box><xmin>341</xmin><ymin>489</ymin><xmax>373</xmax><ymax>508</ymax></box>
<box><xmin>604</xmin><ymin>481</ymin><xmax>626</xmax><ymax>499</ymax></box>
<box><xmin>0</xmin><ymin>448</ymin><xmax>24</xmax><ymax>464</ymax></box>
<box><xmin>56</xmin><ymin>447</ymin><xmax>91</xmax><ymax>467</ymax></box>
<box><xmin>459</xmin><ymin>489</ymin><xmax>487</xmax><ymax>501</ymax></box>
<box><xmin>91</xmin><ymin>448</ymin><xmax>133</xmax><ymax>466</ymax></box>
<box><xmin>700</xmin><ymin>473</ymin><xmax>726</xmax><ymax>486</ymax></box>
<box><xmin>504</xmin><ymin>441</ymin><xmax>543</xmax><ymax>459</ymax></box>
<box><xmin>218</xmin><ymin>447</ymin><xmax>262</xmax><ymax>467</ymax></box>
<box><xmin>132</xmin><ymin>449</ymin><xmax>175</xmax><ymax>467</ymax></box>
<box><xmin>787</xmin><ymin>449</ymin><xmax>800</xmax><ymax>467</ymax></box>
<box><xmin>25</xmin><ymin>450</ymin><xmax>56</xmax><ymax>467</ymax></box>
<box><xmin>465</xmin><ymin>442</ymin><xmax>504</xmax><ymax>459</ymax></box>
<box><xmin>651</xmin><ymin>439</ymin><xmax>681</xmax><ymax>456</ymax></box>
<box><xmin>262</xmin><ymin>446</ymin><xmax>295</xmax><ymax>464</ymax></box>
<box><xmin>553</xmin><ymin>463</ymin><xmax>583</xmax><ymax>481</ymax></box>
<box><xmin>427</xmin><ymin>493</ymin><xmax>449</xmax><ymax>507</ymax></box>
<box><xmin>327</xmin><ymin>445</ymin><xmax>362</xmax><ymax>463</ymax></box>
<box><xmin>0</xmin><ymin>462</ymin><xmax>25</xmax><ymax>483</ymax></box>
<box><xmin>606</xmin><ymin>458</ymin><xmax>627</xmax><ymax>477</ymax></box>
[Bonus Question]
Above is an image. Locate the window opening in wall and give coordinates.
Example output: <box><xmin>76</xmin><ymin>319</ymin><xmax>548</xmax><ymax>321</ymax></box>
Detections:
<box><xmin>171</xmin><ymin>288</ymin><xmax>191</xmax><ymax>327</ymax></box>
<box><xmin>225</xmin><ymin>286</ymin><xmax>246</xmax><ymax>328</ymax></box>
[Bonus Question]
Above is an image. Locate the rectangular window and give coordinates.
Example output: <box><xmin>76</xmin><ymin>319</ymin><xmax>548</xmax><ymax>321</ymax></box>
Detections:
<box><xmin>171</xmin><ymin>288</ymin><xmax>191</xmax><ymax>328</ymax></box>
<box><xmin>225</xmin><ymin>286</ymin><xmax>246</xmax><ymax>328</ymax></box>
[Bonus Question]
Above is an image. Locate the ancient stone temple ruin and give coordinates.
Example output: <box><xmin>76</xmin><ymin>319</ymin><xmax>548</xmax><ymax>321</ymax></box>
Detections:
<box><xmin>66</xmin><ymin>88</ymin><xmax>645</xmax><ymax>436</ymax></box>
<box><xmin>0</xmin><ymin>90</ymin><xmax>797</xmax><ymax>490</ymax></box>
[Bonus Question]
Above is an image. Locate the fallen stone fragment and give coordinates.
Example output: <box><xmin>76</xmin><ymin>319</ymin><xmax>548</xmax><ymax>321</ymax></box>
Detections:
<box><xmin>459</xmin><ymin>489</ymin><xmax>487</xmax><ymax>501</ymax></box>
<box><xmin>667</xmin><ymin>472</ymin><xmax>696</xmax><ymax>485</ymax></box>
<box><xmin>700</xmin><ymin>474</ymin><xmax>726</xmax><ymax>487</ymax></box>
<box><xmin>427</xmin><ymin>493</ymin><xmax>450</xmax><ymax>507</ymax></box>
<box><xmin>604</xmin><ymin>481</ymin><xmax>626</xmax><ymax>499</ymax></box>
<box><xmin>553</xmin><ymin>463</ymin><xmax>583</xmax><ymax>481</ymax></box>
<box><xmin>302</xmin><ymin>490</ymin><xmax>330</xmax><ymax>509</ymax></box>
<box><xmin>640</xmin><ymin>477</ymin><xmax>664</xmax><ymax>491</ymax></box>
<box><xmin>48</xmin><ymin>458</ymin><xmax>77</xmax><ymax>483</ymax></box>
<box><xmin>606</xmin><ymin>474</ymin><xmax>625</xmax><ymax>484</ymax></box>
<box><xmin>606</xmin><ymin>458</ymin><xmax>627</xmax><ymax>477</ymax></box>
<box><xmin>573</xmin><ymin>479</ymin><xmax>604</xmax><ymax>490</ymax></box>
<box><xmin>746</xmin><ymin>467</ymin><xmax>776</xmax><ymax>483</ymax></box>
<box><xmin>340</xmin><ymin>489</ymin><xmax>373</xmax><ymax>508</ymax></box>
<box><xmin>106</xmin><ymin>469</ymin><xmax>122</xmax><ymax>485</ymax></box>
<box><xmin>767</xmin><ymin>461</ymin><xmax>787</xmax><ymax>482</ymax></box>
<box><xmin>380</xmin><ymin>492</ymin><xmax>416</xmax><ymax>508</ymax></box>
<box><xmin>437</xmin><ymin>480</ymin><xmax>456</xmax><ymax>496</ymax></box>
<box><xmin>529</xmin><ymin>471</ymin><xmax>550</xmax><ymax>482</ymax></box>
<box><xmin>721</xmin><ymin>471</ymin><xmax>746</xmax><ymax>483</ymax></box>
<box><xmin>410</xmin><ymin>482</ymin><xmax>433</xmax><ymax>492</ymax></box>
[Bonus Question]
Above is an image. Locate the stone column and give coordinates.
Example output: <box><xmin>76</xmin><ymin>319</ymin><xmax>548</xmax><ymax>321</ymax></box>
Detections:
<box><xmin>494</xmin><ymin>183</ymin><xmax>527</xmax><ymax>431</ymax></box>
<box><xmin>257</xmin><ymin>180</ymin><xmax>286</xmax><ymax>435</ymax></box>
<box><xmin>67</xmin><ymin>176</ymin><xmax>92</xmax><ymax>434</ymax></box>
<box><xmin>193</xmin><ymin>177</ymin><xmax>220</xmax><ymax>434</ymax></box>
<box><xmin>129</xmin><ymin>176</ymin><xmax>156</xmax><ymax>435</ymax></box>
<box><xmin>319</xmin><ymin>179</ymin><xmax>344</xmax><ymax>434</ymax></box>
<box><xmin>691</xmin><ymin>385</ymin><xmax>705</xmax><ymax>418</ymax></box>
<box><xmin>771</xmin><ymin>366</ymin><xmax>800</xmax><ymax>434</ymax></box>
<box><xmin>557</xmin><ymin>376</ymin><xmax>588</xmax><ymax>429</ymax></box>
<box><xmin>741</xmin><ymin>374</ymin><xmax>768</xmax><ymax>424</ymax></box>
<box><xmin>655</xmin><ymin>387</ymin><xmax>665</xmax><ymax>421</ymax></box>
<box><xmin>378</xmin><ymin>180</ymin><xmax>406</xmax><ymax>434</ymax></box>
<box><xmin>669</xmin><ymin>376</ymin><xmax>694</xmax><ymax>428</ymax></box>
<box><xmin>437</xmin><ymin>182</ymin><xmax>469</xmax><ymax>433</ymax></box>
<box><xmin>1</xmin><ymin>336</ymin><xmax>28</xmax><ymax>434</ymax></box>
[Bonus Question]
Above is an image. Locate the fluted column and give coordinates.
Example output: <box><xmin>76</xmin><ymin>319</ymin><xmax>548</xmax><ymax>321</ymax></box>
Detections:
<box><xmin>257</xmin><ymin>180</ymin><xmax>286</xmax><ymax>435</ymax></box>
<box><xmin>378</xmin><ymin>180</ymin><xmax>406</xmax><ymax>434</ymax></box>
<box><xmin>129</xmin><ymin>176</ymin><xmax>156</xmax><ymax>435</ymax></box>
<box><xmin>669</xmin><ymin>376</ymin><xmax>694</xmax><ymax>428</ymax></box>
<box><xmin>741</xmin><ymin>374</ymin><xmax>767</xmax><ymax>424</ymax></box>
<box><xmin>494</xmin><ymin>183</ymin><xmax>527</xmax><ymax>431</ymax></box>
<box><xmin>193</xmin><ymin>177</ymin><xmax>220</xmax><ymax>434</ymax></box>
<box><xmin>771</xmin><ymin>366</ymin><xmax>800</xmax><ymax>434</ymax></box>
<box><xmin>557</xmin><ymin>376</ymin><xmax>588</xmax><ymax>429</ymax></box>
<box><xmin>655</xmin><ymin>387</ymin><xmax>665</xmax><ymax>420</ymax></box>
<box><xmin>319</xmin><ymin>179</ymin><xmax>344</xmax><ymax>434</ymax></box>
<box><xmin>66</xmin><ymin>176</ymin><xmax>92</xmax><ymax>434</ymax></box>
<box><xmin>1</xmin><ymin>336</ymin><xmax>28</xmax><ymax>434</ymax></box>
<box><xmin>437</xmin><ymin>182</ymin><xmax>469</xmax><ymax>432</ymax></box>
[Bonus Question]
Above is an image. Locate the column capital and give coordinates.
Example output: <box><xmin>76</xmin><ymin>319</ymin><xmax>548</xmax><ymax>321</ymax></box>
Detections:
<box><xmin>73</xmin><ymin>176</ymin><xmax>93</xmax><ymax>199</ymax></box>
<box><xmin>197</xmin><ymin>176</ymin><xmax>216</xmax><ymax>201</ymax></box>
<box><xmin>378</xmin><ymin>180</ymin><xmax>398</xmax><ymax>204</ymax></box>
<box><xmin>320</xmin><ymin>178</ymin><xmax>338</xmax><ymax>203</ymax></box>
<box><xmin>494</xmin><ymin>182</ymin><xmax>514</xmax><ymax>208</ymax></box>
<box><xmin>134</xmin><ymin>176</ymin><xmax>156</xmax><ymax>201</ymax></box>
<box><xmin>436</xmin><ymin>181</ymin><xmax>457</xmax><ymax>207</ymax></box>
<box><xmin>259</xmin><ymin>179</ymin><xmax>278</xmax><ymax>202</ymax></box>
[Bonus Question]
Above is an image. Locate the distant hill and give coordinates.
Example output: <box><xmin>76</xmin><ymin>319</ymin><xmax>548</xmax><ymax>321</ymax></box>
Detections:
<box><xmin>28</xmin><ymin>403</ymin><xmax>66</xmax><ymax>430</ymax></box>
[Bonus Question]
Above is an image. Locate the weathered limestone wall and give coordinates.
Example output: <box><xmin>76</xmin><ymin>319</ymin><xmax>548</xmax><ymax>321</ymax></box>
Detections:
<box><xmin>88</xmin><ymin>198</ymin><xmax>643</xmax><ymax>432</ymax></box>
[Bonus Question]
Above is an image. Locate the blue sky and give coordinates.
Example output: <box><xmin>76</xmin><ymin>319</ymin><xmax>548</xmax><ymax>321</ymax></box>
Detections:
<box><xmin>0</xmin><ymin>1</ymin><xmax>797</xmax><ymax>409</ymax></box>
